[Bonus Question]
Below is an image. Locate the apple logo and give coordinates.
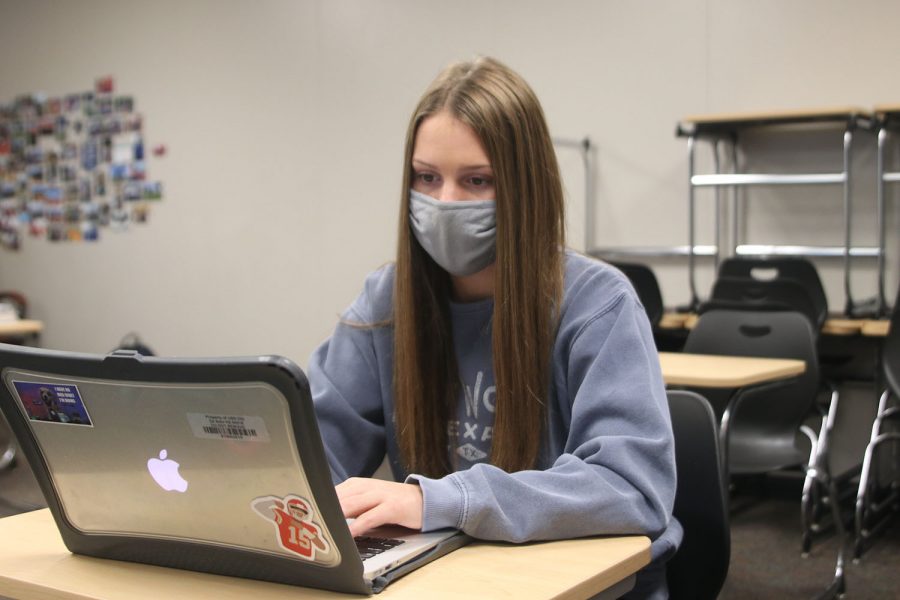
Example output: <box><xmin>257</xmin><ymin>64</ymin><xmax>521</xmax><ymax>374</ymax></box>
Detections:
<box><xmin>147</xmin><ymin>449</ymin><xmax>189</xmax><ymax>492</ymax></box>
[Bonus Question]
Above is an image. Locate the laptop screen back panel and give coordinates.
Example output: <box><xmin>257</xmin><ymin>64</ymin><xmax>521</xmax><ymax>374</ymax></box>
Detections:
<box><xmin>0</xmin><ymin>346</ymin><xmax>369</xmax><ymax>595</ymax></box>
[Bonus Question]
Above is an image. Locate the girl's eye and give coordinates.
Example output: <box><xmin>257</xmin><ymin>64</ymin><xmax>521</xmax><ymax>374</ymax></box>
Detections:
<box><xmin>468</xmin><ymin>175</ymin><xmax>493</xmax><ymax>188</ymax></box>
<box><xmin>416</xmin><ymin>172</ymin><xmax>438</xmax><ymax>184</ymax></box>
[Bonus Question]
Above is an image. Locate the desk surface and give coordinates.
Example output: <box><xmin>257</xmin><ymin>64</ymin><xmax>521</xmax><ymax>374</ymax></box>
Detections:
<box><xmin>659</xmin><ymin>351</ymin><xmax>806</xmax><ymax>388</ymax></box>
<box><xmin>0</xmin><ymin>319</ymin><xmax>43</xmax><ymax>337</ymax></box>
<box><xmin>860</xmin><ymin>319</ymin><xmax>891</xmax><ymax>337</ymax></box>
<box><xmin>874</xmin><ymin>104</ymin><xmax>900</xmax><ymax>121</ymax></box>
<box><xmin>659</xmin><ymin>312</ymin><xmax>890</xmax><ymax>338</ymax></box>
<box><xmin>678</xmin><ymin>106</ymin><xmax>872</xmax><ymax>134</ymax></box>
<box><xmin>0</xmin><ymin>509</ymin><xmax>650</xmax><ymax>600</ymax></box>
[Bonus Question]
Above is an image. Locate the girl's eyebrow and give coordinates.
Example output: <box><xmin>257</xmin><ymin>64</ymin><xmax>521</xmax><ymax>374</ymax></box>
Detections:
<box><xmin>412</xmin><ymin>158</ymin><xmax>492</xmax><ymax>171</ymax></box>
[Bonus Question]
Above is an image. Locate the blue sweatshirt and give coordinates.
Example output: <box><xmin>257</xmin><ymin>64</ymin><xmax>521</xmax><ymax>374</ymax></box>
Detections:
<box><xmin>309</xmin><ymin>251</ymin><xmax>682</xmax><ymax>596</ymax></box>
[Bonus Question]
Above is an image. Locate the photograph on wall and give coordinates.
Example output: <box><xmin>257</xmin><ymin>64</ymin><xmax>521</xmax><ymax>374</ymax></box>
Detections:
<box><xmin>0</xmin><ymin>76</ymin><xmax>165</xmax><ymax>250</ymax></box>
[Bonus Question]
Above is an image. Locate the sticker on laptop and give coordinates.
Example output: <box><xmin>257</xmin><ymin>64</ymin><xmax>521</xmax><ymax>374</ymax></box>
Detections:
<box><xmin>252</xmin><ymin>494</ymin><xmax>331</xmax><ymax>561</ymax></box>
<box><xmin>186</xmin><ymin>413</ymin><xmax>270</xmax><ymax>442</ymax></box>
<box><xmin>11</xmin><ymin>381</ymin><xmax>93</xmax><ymax>426</ymax></box>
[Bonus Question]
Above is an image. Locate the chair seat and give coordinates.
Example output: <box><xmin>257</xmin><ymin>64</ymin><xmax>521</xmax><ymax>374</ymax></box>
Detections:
<box><xmin>729</xmin><ymin>444</ymin><xmax>808</xmax><ymax>475</ymax></box>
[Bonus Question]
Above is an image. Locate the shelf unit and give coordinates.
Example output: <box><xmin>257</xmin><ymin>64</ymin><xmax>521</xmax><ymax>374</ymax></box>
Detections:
<box><xmin>675</xmin><ymin>107</ymin><xmax>878</xmax><ymax>315</ymax></box>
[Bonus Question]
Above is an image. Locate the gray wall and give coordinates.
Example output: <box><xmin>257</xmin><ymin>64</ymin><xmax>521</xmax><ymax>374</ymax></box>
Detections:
<box><xmin>1</xmin><ymin>0</ymin><xmax>899</xmax><ymax>366</ymax></box>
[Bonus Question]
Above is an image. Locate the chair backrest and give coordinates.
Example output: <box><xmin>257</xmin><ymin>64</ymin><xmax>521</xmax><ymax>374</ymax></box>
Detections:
<box><xmin>0</xmin><ymin>291</ymin><xmax>27</xmax><ymax>319</ymax></box>
<box><xmin>706</xmin><ymin>276</ymin><xmax>822</xmax><ymax>331</ymax></box>
<box><xmin>683</xmin><ymin>309</ymin><xmax>820</xmax><ymax>472</ymax></box>
<box><xmin>718</xmin><ymin>257</ymin><xmax>827</xmax><ymax>328</ymax></box>
<box><xmin>610</xmin><ymin>261</ymin><xmax>664</xmax><ymax>327</ymax></box>
<box><xmin>113</xmin><ymin>332</ymin><xmax>156</xmax><ymax>356</ymax></box>
<box><xmin>666</xmin><ymin>390</ymin><xmax>730</xmax><ymax>600</ymax></box>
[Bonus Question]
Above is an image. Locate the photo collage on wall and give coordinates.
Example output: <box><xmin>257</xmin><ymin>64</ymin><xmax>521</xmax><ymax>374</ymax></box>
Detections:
<box><xmin>0</xmin><ymin>76</ymin><xmax>165</xmax><ymax>251</ymax></box>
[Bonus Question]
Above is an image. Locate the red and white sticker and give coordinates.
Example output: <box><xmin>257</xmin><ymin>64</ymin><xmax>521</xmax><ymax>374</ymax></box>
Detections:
<box><xmin>251</xmin><ymin>494</ymin><xmax>330</xmax><ymax>561</ymax></box>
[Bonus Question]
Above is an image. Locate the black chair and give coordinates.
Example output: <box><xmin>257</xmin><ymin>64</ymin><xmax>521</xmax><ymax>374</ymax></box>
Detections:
<box><xmin>0</xmin><ymin>291</ymin><xmax>27</xmax><ymax>319</ymax></box>
<box><xmin>703</xmin><ymin>276</ymin><xmax>823</xmax><ymax>331</ymax></box>
<box><xmin>0</xmin><ymin>291</ymin><xmax>28</xmax><ymax>470</ymax></box>
<box><xmin>682</xmin><ymin>309</ymin><xmax>821</xmax><ymax>479</ymax></box>
<box><xmin>683</xmin><ymin>309</ymin><xmax>848</xmax><ymax>590</ymax></box>
<box><xmin>114</xmin><ymin>332</ymin><xmax>156</xmax><ymax>356</ymax></box>
<box><xmin>853</xmin><ymin>285</ymin><xmax>900</xmax><ymax>559</ymax></box>
<box><xmin>0</xmin><ymin>291</ymin><xmax>29</xmax><ymax>346</ymax></box>
<box><xmin>718</xmin><ymin>257</ymin><xmax>828</xmax><ymax>328</ymax></box>
<box><xmin>665</xmin><ymin>390</ymin><xmax>730</xmax><ymax>600</ymax></box>
<box><xmin>611</xmin><ymin>261</ymin><xmax>664</xmax><ymax>328</ymax></box>
<box><xmin>701</xmin><ymin>276</ymin><xmax>853</xmax><ymax>554</ymax></box>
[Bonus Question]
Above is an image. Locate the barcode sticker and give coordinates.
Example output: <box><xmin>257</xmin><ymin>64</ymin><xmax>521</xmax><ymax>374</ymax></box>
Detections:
<box><xmin>187</xmin><ymin>413</ymin><xmax>271</xmax><ymax>442</ymax></box>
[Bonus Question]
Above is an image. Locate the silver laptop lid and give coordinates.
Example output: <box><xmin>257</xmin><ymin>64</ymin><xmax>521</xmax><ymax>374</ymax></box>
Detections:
<box><xmin>0</xmin><ymin>347</ymin><xmax>371</xmax><ymax>595</ymax></box>
<box><xmin>4</xmin><ymin>368</ymin><xmax>341</xmax><ymax>568</ymax></box>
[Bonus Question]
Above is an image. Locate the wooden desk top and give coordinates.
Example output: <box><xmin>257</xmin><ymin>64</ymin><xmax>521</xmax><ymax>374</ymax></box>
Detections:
<box><xmin>659</xmin><ymin>351</ymin><xmax>806</xmax><ymax>388</ymax></box>
<box><xmin>874</xmin><ymin>104</ymin><xmax>900</xmax><ymax>124</ymax></box>
<box><xmin>658</xmin><ymin>312</ymin><xmax>889</xmax><ymax>338</ymax></box>
<box><xmin>658</xmin><ymin>312</ymin><xmax>691</xmax><ymax>329</ymax></box>
<box><xmin>0</xmin><ymin>319</ymin><xmax>43</xmax><ymax>337</ymax></box>
<box><xmin>0</xmin><ymin>509</ymin><xmax>650</xmax><ymax>600</ymax></box>
<box><xmin>861</xmin><ymin>319</ymin><xmax>891</xmax><ymax>337</ymax></box>
<box><xmin>678</xmin><ymin>106</ymin><xmax>872</xmax><ymax>135</ymax></box>
<box><xmin>821</xmin><ymin>318</ymin><xmax>865</xmax><ymax>336</ymax></box>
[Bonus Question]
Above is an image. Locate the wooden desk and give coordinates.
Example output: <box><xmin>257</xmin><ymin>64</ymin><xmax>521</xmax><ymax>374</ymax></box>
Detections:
<box><xmin>821</xmin><ymin>318</ymin><xmax>865</xmax><ymax>336</ymax></box>
<box><xmin>0</xmin><ymin>319</ymin><xmax>43</xmax><ymax>339</ymax></box>
<box><xmin>861</xmin><ymin>319</ymin><xmax>890</xmax><ymax>337</ymax></box>
<box><xmin>658</xmin><ymin>312</ymin><xmax>691</xmax><ymax>330</ymax></box>
<box><xmin>874</xmin><ymin>104</ymin><xmax>900</xmax><ymax>120</ymax></box>
<box><xmin>0</xmin><ymin>509</ymin><xmax>650</xmax><ymax>600</ymax></box>
<box><xmin>659</xmin><ymin>351</ymin><xmax>806</xmax><ymax>388</ymax></box>
<box><xmin>678</xmin><ymin>106</ymin><xmax>872</xmax><ymax>134</ymax></box>
<box><xmin>659</xmin><ymin>312</ymin><xmax>890</xmax><ymax>338</ymax></box>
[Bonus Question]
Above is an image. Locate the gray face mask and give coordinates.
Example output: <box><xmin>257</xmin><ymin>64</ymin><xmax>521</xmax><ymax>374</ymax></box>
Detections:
<box><xmin>408</xmin><ymin>189</ymin><xmax>497</xmax><ymax>277</ymax></box>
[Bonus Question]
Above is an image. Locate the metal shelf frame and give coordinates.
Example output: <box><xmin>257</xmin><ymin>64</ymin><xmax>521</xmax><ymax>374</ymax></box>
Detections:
<box><xmin>677</xmin><ymin>110</ymin><xmax>878</xmax><ymax>315</ymax></box>
<box><xmin>875</xmin><ymin>107</ymin><xmax>900</xmax><ymax>316</ymax></box>
<box><xmin>553</xmin><ymin>136</ymin><xmax>595</xmax><ymax>251</ymax></box>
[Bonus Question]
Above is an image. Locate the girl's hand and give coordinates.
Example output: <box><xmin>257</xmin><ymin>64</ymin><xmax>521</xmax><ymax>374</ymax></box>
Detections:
<box><xmin>336</xmin><ymin>477</ymin><xmax>424</xmax><ymax>537</ymax></box>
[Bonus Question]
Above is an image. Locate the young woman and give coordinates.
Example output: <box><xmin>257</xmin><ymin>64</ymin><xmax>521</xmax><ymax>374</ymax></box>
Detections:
<box><xmin>309</xmin><ymin>56</ymin><xmax>681</xmax><ymax>598</ymax></box>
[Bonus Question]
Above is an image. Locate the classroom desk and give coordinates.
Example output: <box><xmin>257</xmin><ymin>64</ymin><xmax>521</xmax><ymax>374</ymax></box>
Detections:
<box><xmin>0</xmin><ymin>319</ymin><xmax>43</xmax><ymax>340</ymax></box>
<box><xmin>0</xmin><ymin>509</ymin><xmax>650</xmax><ymax>600</ymax></box>
<box><xmin>660</xmin><ymin>351</ymin><xmax>808</xmax><ymax>483</ymax></box>
<box><xmin>659</xmin><ymin>312</ymin><xmax>889</xmax><ymax>338</ymax></box>
<box><xmin>860</xmin><ymin>319</ymin><xmax>890</xmax><ymax>337</ymax></box>
<box><xmin>678</xmin><ymin>106</ymin><xmax>872</xmax><ymax>132</ymax></box>
<box><xmin>659</xmin><ymin>351</ymin><xmax>806</xmax><ymax>388</ymax></box>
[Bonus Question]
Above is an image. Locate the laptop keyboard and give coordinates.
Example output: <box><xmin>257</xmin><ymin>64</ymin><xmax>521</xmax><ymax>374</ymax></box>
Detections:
<box><xmin>354</xmin><ymin>535</ymin><xmax>405</xmax><ymax>560</ymax></box>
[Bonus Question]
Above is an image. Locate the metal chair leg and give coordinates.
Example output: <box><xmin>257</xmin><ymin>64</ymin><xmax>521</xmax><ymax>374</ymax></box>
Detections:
<box><xmin>800</xmin><ymin>424</ymin><xmax>819</xmax><ymax>555</ymax></box>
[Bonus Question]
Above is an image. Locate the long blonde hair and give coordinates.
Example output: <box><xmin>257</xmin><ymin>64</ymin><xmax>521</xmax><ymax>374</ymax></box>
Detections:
<box><xmin>393</xmin><ymin>57</ymin><xmax>565</xmax><ymax>476</ymax></box>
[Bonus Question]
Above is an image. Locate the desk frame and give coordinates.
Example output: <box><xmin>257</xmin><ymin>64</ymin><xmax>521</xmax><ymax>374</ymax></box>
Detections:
<box><xmin>676</xmin><ymin>108</ymin><xmax>877</xmax><ymax>315</ymax></box>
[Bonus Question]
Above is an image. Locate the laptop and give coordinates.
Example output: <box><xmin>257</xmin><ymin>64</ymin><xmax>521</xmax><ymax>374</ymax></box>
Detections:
<box><xmin>0</xmin><ymin>343</ymin><xmax>469</xmax><ymax>595</ymax></box>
